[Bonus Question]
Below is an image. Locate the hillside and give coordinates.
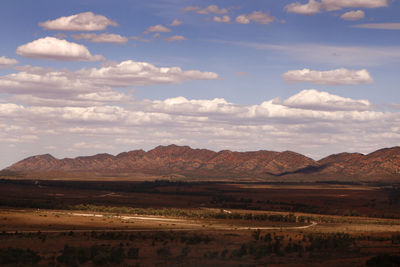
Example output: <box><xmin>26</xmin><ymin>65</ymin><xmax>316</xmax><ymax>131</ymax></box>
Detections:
<box><xmin>3</xmin><ymin>145</ymin><xmax>400</xmax><ymax>181</ymax></box>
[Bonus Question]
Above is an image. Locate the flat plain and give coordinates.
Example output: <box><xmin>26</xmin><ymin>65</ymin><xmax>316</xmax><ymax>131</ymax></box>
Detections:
<box><xmin>1</xmin><ymin>179</ymin><xmax>399</xmax><ymax>266</ymax></box>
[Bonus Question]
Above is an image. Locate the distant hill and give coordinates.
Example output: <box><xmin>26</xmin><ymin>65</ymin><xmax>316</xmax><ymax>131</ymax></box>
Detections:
<box><xmin>3</xmin><ymin>145</ymin><xmax>400</xmax><ymax>181</ymax></box>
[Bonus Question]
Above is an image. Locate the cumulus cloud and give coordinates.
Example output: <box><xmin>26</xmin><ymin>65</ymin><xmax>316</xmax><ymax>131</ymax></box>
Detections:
<box><xmin>280</xmin><ymin>89</ymin><xmax>372</xmax><ymax>111</ymax></box>
<box><xmin>214</xmin><ymin>16</ymin><xmax>231</xmax><ymax>23</ymax></box>
<box><xmin>77</xmin><ymin>60</ymin><xmax>218</xmax><ymax>87</ymax></box>
<box><xmin>285</xmin><ymin>0</ymin><xmax>387</xmax><ymax>15</ymax></box>
<box><xmin>72</xmin><ymin>33</ymin><xmax>128</xmax><ymax>44</ymax></box>
<box><xmin>340</xmin><ymin>10</ymin><xmax>365</xmax><ymax>20</ymax></box>
<box><xmin>39</xmin><ymin>12</ymin><xmax>118</xmax><ymax>31</ymax></box>
<box><xmin>165</xmin><ymin>35</ymin><xmax>186</xmax><ymax>42</ymax></box>
<box><xmin>235</xmin><ymin>11</ymin><xmax>276</xmax><ymax>24</ymax></box>
<box><xmin>282</xmin><ymin>68</ymin><xmax>374</xmax><ymax>85</ymax></box>
<box><xmin>184</xmin><ymin>5</ymin><xmax>228</xmax><ymax>15</ymax></box>
<box><xmin>0</xmin><ymin>60</ymin><xmax>218</xmax><ymax>104</ymax></box>
<box><xmin>285</xmin><ymin>0</ymin><xmax>322</xmax><ymax>15</ymax></box>
<box><xmin>16</xmin><ymin>37</ymin><xmax>105</xmax><ymax>61</ymax></box>
<box><xmin>169</xmin><ymin>19</ymin><xmax>182</xmax><ymax>26</ymax></box>
<box><xmin>352</xmin><ymin>23</ymin><xmax>400</xmax><ymax>30</ymax></box>
<box><xmin>0</xmin><ymin>56</ymin><xmax>18</xmax><ymax>69</ymax></box>
<box><xmin>144</xmin><ymin>24</ymin><xmax>171</xmax><ymax>34</ymax></box>
<box><xmin>321</xmin><ymin>0</ymin><xmax>388</xmax><ymax>11</ymax></box>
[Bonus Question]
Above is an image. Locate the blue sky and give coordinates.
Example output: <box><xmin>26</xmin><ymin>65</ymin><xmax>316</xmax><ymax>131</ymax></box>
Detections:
<box><xmin>0</xmin><ymin>0</ymin><xmax>399</xmax><ymax>168</ymax></box>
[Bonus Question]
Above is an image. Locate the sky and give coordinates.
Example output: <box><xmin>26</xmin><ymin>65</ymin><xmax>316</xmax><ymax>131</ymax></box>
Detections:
<box><xmin>0</xmin><ymin>0</ymin><xmax>400</xmax><ymax>168</ymax></box>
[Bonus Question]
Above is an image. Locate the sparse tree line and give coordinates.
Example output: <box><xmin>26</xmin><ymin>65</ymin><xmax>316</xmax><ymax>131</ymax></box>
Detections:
<box><xmin>1</xmin><ymin>230</ymin><xmax>400</xmax><ymax>266</ymax></box>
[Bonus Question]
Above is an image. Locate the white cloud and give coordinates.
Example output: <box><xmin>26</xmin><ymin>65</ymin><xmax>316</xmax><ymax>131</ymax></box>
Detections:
<box><xmin>72</xmin><ymin>33</ymin><xmax>128</xmax><ymax>44</ymax></box>
<box><xmin>352</xmin><ymin>23</ymin><xmax>400</xmax><ymax>30</ymax></box>
<box><xmin>145</xmin><ymin>24</ymin><xmax>171</xmax><ymax>33</ymax></box>
<box><xmin>0</xmin><ymin>56</ymin><xmax>18</xmax><ymax>69</ymax></box>
<box><xmin>285</xmin><ymin>0</ymin><xmax>322</xmax><ymax>15</ymax></box>
<box><xmin>0</xmin><ymin>60</ymin><xmax>218</xmax><ymax>104</ymax></box>
<box><xmin>39</xmin><ymin>12</ymin><xmax>118</xmax><ymax>31</ymax></box>
<box><xmin>169</xmin><ymin>19</ymin><xmax>182</xmax><ymax>26</ymax></box>
<box><xmin>321</xmin><ymin>0</ymin><xmax>388</xmax><ymax>11</ymax></box>
<box><xmin>282</xmin><ymin>68</ymin><xmax>373</xmax><ymax>85</ymax></box>
<box><xmin>189</xmin><ymin>5</ymin><xmax>228</xmax><ymax>15</ymax></box>
<box><xmin>285</xmin><ymin>0</ymin><xmax>387</xmax><ymax>15</ymax></box>
<box><xmin>235</xmin><ymin>11</ymin><xmax>276</xmax><ymax>24</ymax></box>
<box><xmin>280</xmin><ymin>89</ymin><xmax>372</xmax><ymax>111</ymax></box>
<box><xmin>73</xmin><ymin>141</ymin><xmax>113</xmax><ymax>150</ymax></box>
<box><xmin>340</xmin><ymin>10</ymin><xmax>365</xmax><ymax>20</ymax></box>
<box><xmin>214</xmin><ymin>16</ymin><xmax>231</xmax><ymax>23</ymax></box>
<box><xmin>146</xmin><ymin>97</ymin><xmax>243</xmax><ymax>115</ymax></box>
<box><xmin>77</xmin><ymin>60</ymin><xmax>218</xmax><ymax>87</ymax></box>
<box><xmin>165</xmin><ymin>35</ymin><xmax>186</xmax><ymax>42</ymax></box>
<box><xmin>16</xmin><ymin>37</ymin><xmax>105</xmax><ymax>61</ymax></box>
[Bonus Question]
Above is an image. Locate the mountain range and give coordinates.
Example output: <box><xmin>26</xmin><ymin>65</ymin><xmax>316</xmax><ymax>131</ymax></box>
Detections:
<box><xmin>3</xmin><ymin>145</ymin><xmax>400</xmax><ymax>181</ymax></box>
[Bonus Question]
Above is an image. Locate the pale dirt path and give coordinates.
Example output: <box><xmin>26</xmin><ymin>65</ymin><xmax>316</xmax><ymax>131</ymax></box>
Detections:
<box><xmin>3</xmin><ymin>212</ymin><xmax>317</xmax><ymax>234</ymax></box>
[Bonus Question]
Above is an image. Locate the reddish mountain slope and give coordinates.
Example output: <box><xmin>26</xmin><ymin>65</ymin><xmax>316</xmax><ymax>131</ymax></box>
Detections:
<box><xmin>4</xmin><ymin>145</ymin><xmax>400</xmax><ymax>181</ymax></box>
<box><xmin>317</xmin><ymin>147</ymin><xmax>400</xmax><ymax>180</ymax></box>
<box><xmin>5</xmin><ymin>145</ymin><xmax>319</xmax><ymax>178</ymax></box>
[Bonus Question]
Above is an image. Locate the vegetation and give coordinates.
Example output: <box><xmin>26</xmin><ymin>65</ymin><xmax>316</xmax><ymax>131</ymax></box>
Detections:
<box><xmin>0</xmin><ymin>247</ymin><xmax>41</xmax><ymax>265</ymax></box>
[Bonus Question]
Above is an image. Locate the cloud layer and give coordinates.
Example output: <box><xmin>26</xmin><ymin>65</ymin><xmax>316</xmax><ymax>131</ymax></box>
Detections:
<box><xmin>1</xmin><ymin>85</ymin><xmax>397</xmax><ymax>163</ymax></box>
<box><xmin>39</xmin><ymin>12</ymin><xmax>118</xmax><ymax>31</ymax></box>
<box><xmin>235</xmin><ymin>11</ymin><xmax>276</xmax><ymax>24</ymax></box>
<box><xmin>353</xmin><ymin>23</ymin><xmax>400</xmax><ymax>30</ymax></box>
<box><xmin>285</xmin><ymin>0</ymin><xmax>387</xmax><ymax>15</ymax></box>
<box><xmin>16</xmin><ymin>37</ymin><xmax>105</xmax><ymax>61</ymax></box>
<box><xmin>0</xmin><ymin>56</ymin><xmax>18</xmax><ymax>68</ymax></box>
<box><xmin>282</xmin><ymin>68</ymin><xmax>374</xmax><ymax>85</ymax></box>
<box><xmin>72</xmin><ymin>33</ymin><xmax>128</xmax><ymax>44</ymax></box>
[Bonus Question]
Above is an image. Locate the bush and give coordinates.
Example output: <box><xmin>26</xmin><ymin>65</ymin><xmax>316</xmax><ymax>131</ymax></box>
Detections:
<box><xmin>0</xmin><ymin>247</ymin><xmax>41</xmax><ymax>265</ymax></box>
<box><xmin>366</xmin><ymin>254</ymin><xmax>400</xmax><ymax>266</ymax></box>
<box><xmin>125</xmin><ymin>247</ymin><xmax>139</xmax><ymax>259</ymax></box>
<box><xmin>156</xmin><ymin>247</ymin><xmax>171</xmax><ymax>258</ymax></box>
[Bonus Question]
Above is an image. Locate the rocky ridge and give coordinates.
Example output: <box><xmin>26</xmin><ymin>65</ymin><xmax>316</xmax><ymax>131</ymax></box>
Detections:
<box><xmin>4</xmin><ymin>145</ymin><xmax>400</xmax><ymax>181</ymax></box>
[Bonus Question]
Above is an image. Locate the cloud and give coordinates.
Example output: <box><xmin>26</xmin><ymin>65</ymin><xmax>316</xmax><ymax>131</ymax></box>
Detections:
<box><xmin>144</xmin><ymin>24</ymin><xmax>171</xmax><ymax>34</ymax></box>
<box><xmin>285</xmin><ymin>0</ymin><xmax>322</xmax><ymax>15</ymax></box>
<box><xmin>352</xmin><ymin>23</ymin><xmax>400</xmax><ymax>30</ymax></box>
<box><xmin>1</xmin><ymin>88</ymin><xmax>398</xmax><ymax>162</ymax></box>
<box><xmin>282</xmin><ymin>68</ymin><xmax>373</xmax><ymax>85</ymax></box>
<box><xmin>130</xmin><ymin>36</ymin><xmax>151</xmax><ymax>42</ymax></box>
<box><xmin>165</xmin><ymin>35</ymin><xmax>186</xmax><ymax>42</ymax></box>
<box><xmin>77</xmin><ymin>60</ymin><xmax>218</xmax><ymax>87</ymax></box>
<box><xmin>321</xmin><ymin>0</ymin><xmax>388</xmax><ymax>11</ymax></box>
<box><xmin>0</xmin><ymin>60</ymin><xmax>218</xmax><ymax>103</ymax></box>
<box><xmin>340</xmin><ymin>10</ymin><xmax>365</xmax><ymax>20</ymax></box>
<box><xmin>72</xmin><ymin>33</ymin><xmax>128</xmax><ymax>44</ymax></box>
<box><xmin>16</xmin><ymin>37</ymin><xmax>105</xmax><ymax>61</ymax></box>
<box><xmin>235</xmin><ymin>11</ymin><xmax>276</xmax><ymax>24</ymax></box>
<box><xmin>280</xmin><ymin>89</ymin><xmax>372</xmax><ymax>111</ymax></box>
<box><xmin>169</xmin><ymin>19</ymin><xmax>182</xmax><ymax>26</ymax></box>
<box><xmin>184</xmin><ymin>5</ymin><xmax>228</xmax><ymax>15</ymax></box>
<box><xmin>0</xmin><ymin>56</ymin><xmax>18</xmax><ymax>69</ymax></box>
<box><xmin>285</xmin><ymin>0</ymin><xmax>387</xmax><ymax>15</ymax></box>
<box><xmin>231</xmin><ymin>41</ymin><xmax>400</xmax><ymax>66</ymax></box>
<box><xmin>38</xmin><ymin>12</ymin><xmax>118</xmax><ymax>31</ymax></box>
<box><xmin>214</xmin><ymin>16</ymin><xmax>231</xmax><ymax>23</ymax></box>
